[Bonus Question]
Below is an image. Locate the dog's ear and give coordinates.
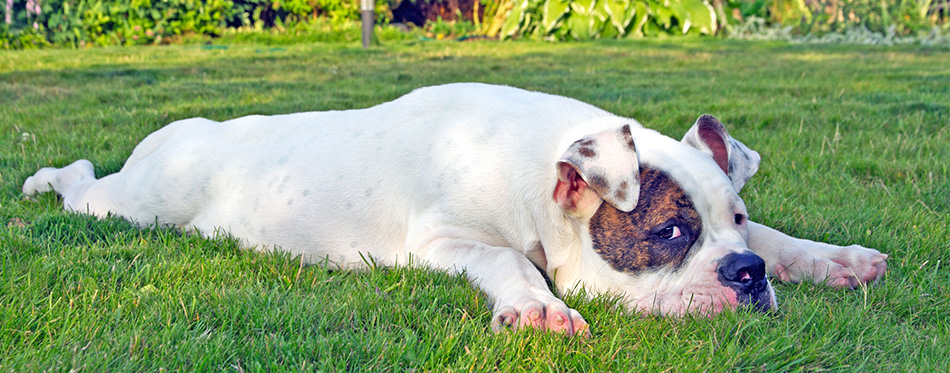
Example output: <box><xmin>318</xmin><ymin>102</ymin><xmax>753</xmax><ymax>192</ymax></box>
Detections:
<box><xmin>681</xmin><ymin>115</ymin><xmax>761</xmax><ymax>192</ymax></box>
<box><xmin>554</xmin><ymin>124</ymin><xmax>641</xmax><ymax>218</ymax></box>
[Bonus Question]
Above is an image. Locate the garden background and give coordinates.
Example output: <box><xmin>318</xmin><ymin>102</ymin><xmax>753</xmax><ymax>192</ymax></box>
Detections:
<box><xmin>0</xmin><ymin>0</ymin><xmax>947</xmax><ymax>47</ymax></box>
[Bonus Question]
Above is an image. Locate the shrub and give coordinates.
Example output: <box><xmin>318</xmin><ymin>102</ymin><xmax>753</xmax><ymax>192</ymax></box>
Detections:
<box><xmin>478</xmin><ymin>0</ymin><xmax>947</xmax><ymax>40</ymax></box>
<box><xmin>0</xmin><ymin>0</ymin><xmax>945</xmax><ymax>47</ymax></box>
<box><xmin>784</xmin><ymin>0</ymin><xmax>944</xmax><ymax>36</ymax></box>
<box><xmin>0</xmin><ymin>0</ymin><xmax>393</xmax><ymax>48</ymax></box>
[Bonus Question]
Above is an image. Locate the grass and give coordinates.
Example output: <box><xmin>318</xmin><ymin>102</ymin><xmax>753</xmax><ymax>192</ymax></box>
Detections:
<box><xmin>0</xmin><ymin>38</ymin><xmax>947</xmax><ymax>370</ymax></box>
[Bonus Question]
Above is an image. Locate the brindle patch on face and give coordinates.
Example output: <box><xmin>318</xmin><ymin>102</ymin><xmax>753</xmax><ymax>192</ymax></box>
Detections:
<box><xmin>589</xmin><ymin>167</ymin><xmax>702</xmax><ymax>273</ymax></box>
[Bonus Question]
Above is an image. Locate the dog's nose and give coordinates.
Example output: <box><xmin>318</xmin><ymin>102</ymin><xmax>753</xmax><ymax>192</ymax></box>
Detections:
<box><xmin>718</xmin><ymin>252</ymin><xmax>766</xmax><ymax>290</ymax></box>
<box><xmin>717</xmin><ymin>252</ymin><xmax>770</xmax><ymax>311</ymax></box>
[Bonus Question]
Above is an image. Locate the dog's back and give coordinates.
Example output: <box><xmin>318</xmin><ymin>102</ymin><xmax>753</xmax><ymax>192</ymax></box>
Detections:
<box><xmin>24</xmin><ymin>83</ymin><xmax>626</xmax><ymax>267</ymax></box>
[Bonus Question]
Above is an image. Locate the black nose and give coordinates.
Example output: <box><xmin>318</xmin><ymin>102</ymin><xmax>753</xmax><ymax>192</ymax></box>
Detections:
<box><xmin>718</xmin><ymin>252</ymin><xmax>766</xmax><ymax>290</ymax></box>
<box><xmin>717</xmin><ymin>252</ymin><xmax>770</xmax><ymax>311</ymax></box>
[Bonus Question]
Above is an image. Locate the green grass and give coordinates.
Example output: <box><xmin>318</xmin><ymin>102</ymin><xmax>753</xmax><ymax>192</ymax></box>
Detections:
<box><xmin>1</xmin><ymin>39</ymin><xmax>948</xmax><ymax>371</ymax></box>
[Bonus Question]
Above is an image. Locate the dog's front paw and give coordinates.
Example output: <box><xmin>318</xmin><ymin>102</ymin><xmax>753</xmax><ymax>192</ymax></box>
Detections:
<box><xmin>491</xmin><ymin>300</ymin><xmax>590</xmax><ymax>337</ymax></box>
<box><xmin>774</xmin><ymin>244</ymin><xmax>888</xmax><ymax>288</ymax></box>
<box><xmin>829</xmin><ymin>244</ymin><xmax>888</xmax><ymax>287</ymax></box>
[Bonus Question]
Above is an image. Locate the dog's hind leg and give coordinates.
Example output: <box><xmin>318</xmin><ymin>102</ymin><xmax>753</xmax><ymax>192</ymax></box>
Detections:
<box><xmin>22</xmin><ymin>159</ymin><xmax>109</xmax><ymax>216</ymax></box>
<box><xmin>23</xmin><ymin>159</ymin><xmax>95</xmax><ymax>198</ymax></box>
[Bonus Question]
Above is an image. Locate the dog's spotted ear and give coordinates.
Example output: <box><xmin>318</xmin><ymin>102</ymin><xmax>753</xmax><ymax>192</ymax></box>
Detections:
<box><xmin>682</xmin><ymin>115</ymin><xmax>761</xmax><ymax>192</ymax></box>
<box><xmin>554</xmin><ymin>125</ymin><xmax>641</xmax><ymax>217</ymax></box>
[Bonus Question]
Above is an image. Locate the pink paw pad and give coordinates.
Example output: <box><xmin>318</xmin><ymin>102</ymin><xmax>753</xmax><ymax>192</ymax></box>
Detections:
<box><xmin>491</xmin><ymin>302</ymin><xmax>590</xmax><ymax>337</ymax></box>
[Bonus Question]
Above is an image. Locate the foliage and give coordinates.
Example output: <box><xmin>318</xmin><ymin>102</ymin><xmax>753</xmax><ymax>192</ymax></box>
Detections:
<box><xmin>730</xmin><ymin>15</ymin><xmax>949</xmax><ymax>46</ymax></box>
<box><xmin>781</xmin><ymin>0</ymin><xmax>945</xmax><ymax>36</ymax></box>
<box><xmin>2</xmin><ymin>0</ymin><xmax>237</xmax><ymax>46</ymax></box>
<box><xmin>481</xmin><ymin>0</ymin><xmax>722</xmax><ymax>40</ymax></box>
<box><xmin>218</xmin><ymin>18</ymin><xmax>413</xmax><ymax>44</ymax></box>
<box><xmin>228</xmin><ymin>0</ymin><xmax>392</xmax><ymax>29</ymax></box>
<box><xmin>0</xmin><ymin>0</ymin><xmax>946</xmax><ymax>47</ymax></box>
<box><xmin>479</xmin><ymin>0</ymin><xmax>947</xmax><ymax>40</ymax></box>
<box><xmin>0</xmin><ymin>0</ymin><xmax>394</xmax><ymax>48</ymax></box>
<box><xmin>421</xmin><ymin>14</ymin><xmax>480</xmax><ymax>39</ymax></box>
<box><xmin>0</xmin><ymin>22</ymin><xmax>51</xmax><ymax>48</ymax></box>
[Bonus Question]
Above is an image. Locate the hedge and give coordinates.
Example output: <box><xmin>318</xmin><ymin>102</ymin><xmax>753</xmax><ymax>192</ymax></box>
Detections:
<box><xmin>0</xmin><ymin>0</ymin><xmax>392</xmax><ymax>48</ymax></box>
<box><xmin>1</xmin><ymin>0</ymin><xmax>947</xmax><ymax>48</ymax></box>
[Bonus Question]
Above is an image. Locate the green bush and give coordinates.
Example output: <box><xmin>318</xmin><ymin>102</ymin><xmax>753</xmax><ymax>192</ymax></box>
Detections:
<box><xmin>229</xmin><ymin>0</ymin><xmax>391</xmax><ymax>29</ymax></box>
<box><xmin>480</xmin><ymin>0</ymin><xmax>791</xmax><ymax>40</ymax></box>
<box><xmin>0</xmin><ymin>0</ymin><xmax>945</xmax><ymax>47</ymax></box>
<box><xmin>43</xmin><ymin>0</ymin><xmax>235</xmax><ymax>46</ymax></box>
<box><xmin>0</xmin><ymin>23</ymin><xmax>52</xmax><ymax>48</ymax></box>
<box><xmin>772</xmin><ymin>0</ymin><xmax>943</xmax><ymax>36</ymax></box>
<box><xmin>0</xmin><ymin>0</ymin><xmax>393</xmax><ymax>48</ymax></box>
<box><xmin>479</xmin><ymin>0</ymin><xmax>946</xmax><ymax>40</ymax></box>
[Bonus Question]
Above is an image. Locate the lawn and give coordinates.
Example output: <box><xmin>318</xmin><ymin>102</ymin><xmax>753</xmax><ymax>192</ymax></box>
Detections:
<box><xmin>0</xmin><ymin>39</ymin><xmax>947</xmax><ymax>371</ymax></box>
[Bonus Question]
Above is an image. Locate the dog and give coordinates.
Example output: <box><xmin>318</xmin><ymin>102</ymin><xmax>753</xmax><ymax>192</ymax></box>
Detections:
<box><xmin>23</xmin><ymin>83</ymin><xmax>887</xmax><ymax>336</ymax></box>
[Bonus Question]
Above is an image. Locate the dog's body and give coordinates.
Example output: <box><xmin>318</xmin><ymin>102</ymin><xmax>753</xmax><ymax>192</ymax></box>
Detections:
<box><xmin>24</xmin><ymin>83</ymin><xmax>886</xmax><ymax>335</ymax></box>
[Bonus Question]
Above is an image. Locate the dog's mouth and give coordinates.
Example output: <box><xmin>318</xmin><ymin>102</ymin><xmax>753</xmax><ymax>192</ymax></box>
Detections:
<box><xmin>679</xmin><ymin>282</ymin><xmax>775</xmax><ymax>316</ymax></box>
<box><xmin>624</xmin><ymin>271</ymin><xmax>777</xmax><ymax>316</ymax></box>
<box><xmin>732</xmin><ymin>278</ymin><xmax>773</xmax><ymax>312</ymax></box>
<box><xmin>612</xmin><ymin>251</ymin><xmax>778</xmax><ymax>316</ymax></box>
<box><xmin>716</xmin><ymin>252</ymin><xmax>774</xmax><ymax>312</ymax></box>
<box><xmin>623</xmin><ymin>280</ymin><xmax>777</xmax><ymax>317</ymax></box>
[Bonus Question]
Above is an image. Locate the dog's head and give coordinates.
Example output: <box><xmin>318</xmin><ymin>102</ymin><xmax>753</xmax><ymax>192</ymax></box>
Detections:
<box><xmin>553</xmin><ymin>115</ymin><xmax>774</xmax><ymax>315</ymax></box>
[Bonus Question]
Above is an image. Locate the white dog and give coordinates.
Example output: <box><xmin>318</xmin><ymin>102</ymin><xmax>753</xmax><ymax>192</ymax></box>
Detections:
<box><xmin>23</xmin><ymin>83</ymin><xmax>887</xmax><ymax>336</ymax></box>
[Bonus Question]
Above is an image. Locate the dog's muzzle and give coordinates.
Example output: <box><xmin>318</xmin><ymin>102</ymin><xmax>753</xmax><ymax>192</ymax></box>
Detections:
<box><xmin>717</xmin><ymin>252</ymin><xmax>772</xmax><ymax>312</ymax></box>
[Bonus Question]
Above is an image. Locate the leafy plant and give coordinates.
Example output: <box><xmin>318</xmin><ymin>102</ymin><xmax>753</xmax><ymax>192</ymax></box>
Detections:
<box><xmin>0</xmin><ymin>0</ymin><xmax>394</xmax><ymax>48</ymax></box>
<box><xmin>0</xmin><ymin>22</ymin><xmax>51</xmax><ymax>47</ymax></box>
<box><xmin>0</xmin><ymin>0</ymin><xmax>945</xmax><ymax>47</ymax></box>
<box><xmin>484</xmin><ymin>0</ymin><xmax>719</xmax><ymax>40</ymax></box>
<box><xmin>422</xmin><ymin>13</ymin><xmax>479</xmax><ymax>39</ymax></box>
<box><xmin>768</xmin><ymin>0</ymin><xmax>946</xmax><ymax>36</ymax></box>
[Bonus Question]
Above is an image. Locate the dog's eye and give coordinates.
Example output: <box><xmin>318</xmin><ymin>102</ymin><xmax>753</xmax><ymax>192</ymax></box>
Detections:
<box><xmin>657</xmin><ymin>225</ymin><xmax>683</xmax><ymax>240</ymax></box>
<box><xmin>734</xmin><ymin>214</ymin><xmax>745</xmax><ymax>225</ymax></box>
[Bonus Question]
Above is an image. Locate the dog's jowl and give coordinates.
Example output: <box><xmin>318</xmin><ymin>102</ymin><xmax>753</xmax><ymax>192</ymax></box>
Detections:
<box><xmin>23</xmin><ymin>83</ymin><xmax>887</xmax><ymax>336</ymax></box>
